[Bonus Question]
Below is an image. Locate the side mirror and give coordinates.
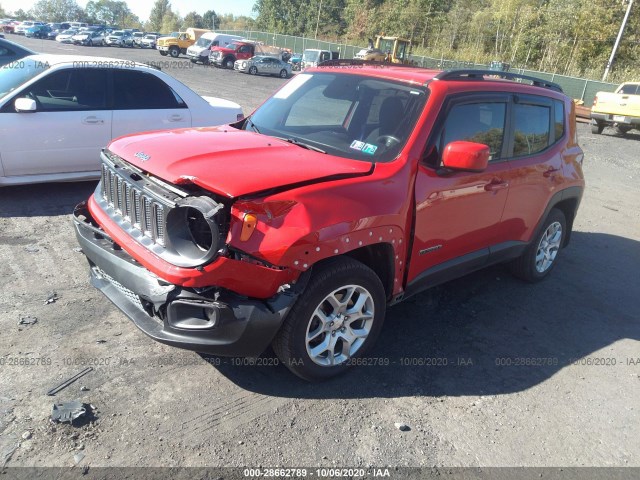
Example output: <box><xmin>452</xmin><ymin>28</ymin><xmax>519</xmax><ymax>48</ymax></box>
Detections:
<box><xmin>15</xmin><ymin>97</ymin><xmax>37</xmax><ymax>113</ymax></box>
<box><xmin>441</xmin><ymin>141</ymin><xmax>490</xmax><ymax>172</ymax></box>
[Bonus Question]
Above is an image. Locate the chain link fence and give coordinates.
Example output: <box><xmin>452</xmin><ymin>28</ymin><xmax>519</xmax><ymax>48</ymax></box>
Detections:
<box><xmin>218</xmin><ymin>30</ymin><xmax>618</xmax><ymax>106</ymax></box>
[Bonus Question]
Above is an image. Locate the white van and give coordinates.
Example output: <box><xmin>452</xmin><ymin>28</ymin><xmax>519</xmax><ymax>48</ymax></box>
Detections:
<box><xmin>186</xmin><ymin>32</ymin><xmax>243</xmax><ymax>64</ymax></box>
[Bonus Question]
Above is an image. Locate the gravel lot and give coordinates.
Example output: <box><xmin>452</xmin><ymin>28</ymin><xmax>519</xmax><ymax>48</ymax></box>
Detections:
<box><xmin>1</xmin><ymin>36</ymin><xmax>639</xmax><ymax>474</ymax></box>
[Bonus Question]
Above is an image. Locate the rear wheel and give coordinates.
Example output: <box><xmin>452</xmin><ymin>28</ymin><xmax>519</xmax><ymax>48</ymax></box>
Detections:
<box><xmin>272</xmin><ymin>258</ymin><xmax>386</xmax><ymax>381</ymax></box>
<box><xmin>615</xmin><ymin>125</ymin><xmax>631</xmax><ymax>135</ymax></box>
<box><xmin>509</xmin><ymin>208</ymin><xmax>566</xmax><ymax>282</ymax></box>
<box><xmin>279</xmin><ymin>69</ymin><xmax>289</xmax><ymax>78</ymax></box>
<box><xmin>88</xmin><ymin>39</ymin><xmax>93</xmax><ymax>46</ymax></box>
<box><xmin>591</xmin><ymin>120</ymin><xmax>604</xmax><ymax>134</ymax></box>
<box><xmin>169</xmin><ymin>46</ymin><xmax>179</xmax><ymax>58</ymax></box>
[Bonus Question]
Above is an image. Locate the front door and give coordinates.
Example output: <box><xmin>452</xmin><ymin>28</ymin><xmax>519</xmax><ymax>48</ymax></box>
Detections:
<box><xmin>407</xmin><ymin>95</ymin><xmax>512</xmax><ymax>284</ymax></box>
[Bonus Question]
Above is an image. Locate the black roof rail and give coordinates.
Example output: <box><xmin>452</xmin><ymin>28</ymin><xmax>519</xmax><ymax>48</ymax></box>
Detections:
<box><xmin>434</xmin><ymin>69</ymin><xmax>563</xmax><ymax>93</ymax></box>
<box><xmin>317</xmin><ymin>59</ymin><xmax>418</xmax><ymax>68</ymax></box>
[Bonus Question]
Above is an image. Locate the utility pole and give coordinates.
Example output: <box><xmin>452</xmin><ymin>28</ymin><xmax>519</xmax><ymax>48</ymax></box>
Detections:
<box><xmin>602</xmin><ymin>0</ymin><xmax>634</xmax><ymax>82</ymax></box>
<box><xmin>314</xmin><ymin>0</ymin><xmax>322</xmax><ymax>39</ymax></box>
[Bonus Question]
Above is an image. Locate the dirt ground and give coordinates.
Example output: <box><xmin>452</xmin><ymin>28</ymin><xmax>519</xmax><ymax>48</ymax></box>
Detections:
<box><xmin>1</xmin><ymin>36</ymin><xmax>639</xmax><ymax>474</ymax></box>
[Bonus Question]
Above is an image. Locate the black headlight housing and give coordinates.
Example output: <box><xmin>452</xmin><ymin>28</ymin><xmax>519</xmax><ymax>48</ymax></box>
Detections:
<box><xmin>165</xmin><ymin>196</ymin><xmax>223</xmax><ymax>266</ymax></box>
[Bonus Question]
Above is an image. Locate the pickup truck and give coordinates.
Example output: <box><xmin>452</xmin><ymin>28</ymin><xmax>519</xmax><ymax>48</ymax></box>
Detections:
<box><xmin>157</xmin><ymin>28</ymin><xmax>209</xmax><ymax>58</ymax></box>
<box><xmin>73</xmin><ymin>66</ymin><xmax>584</xmax><ymax>380</ymax></box>
<box><xmin>590</xmin><ymin>82</ymin><xmax>640</xmax><ymax>135</ymax></box>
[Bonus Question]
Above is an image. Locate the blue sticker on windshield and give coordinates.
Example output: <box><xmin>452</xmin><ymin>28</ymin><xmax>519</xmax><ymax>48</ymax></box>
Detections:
<box><xmin>362</xmin><ymin>143</ymin><xmax>378</xmax><ymax>155</ymax></box>
<box><xmin>350</xmin><ymin>140</ymin><xmax>365</xmax><ymax>151</ymax></box>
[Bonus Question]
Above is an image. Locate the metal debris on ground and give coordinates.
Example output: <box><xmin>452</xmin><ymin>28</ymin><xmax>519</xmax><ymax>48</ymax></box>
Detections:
<box><xmin>73</xmin><ymin>451</ymin><xmax>85</xmax><ymax>464</ymax></box>
<box><xmin>51</xmin><ymin>401</ymin><xmax>87</xmax><ymax>424</ymax></box>
<box><xmin>45</xmin><ymin>292</ymin><xmax>59</xmax><ymax>305</ymax></box>
<box><xmin>25</xmin><ymin>245</ymin><xmax>39</xmax><ymax>253</ymax></box>
<box><xmin>18</xmin><ymin>316</ymin><xmax>38</xmax><ymax>326</ymax></box>
<box><xmin>46</xmin><ymin>367</ymin><xmax>93</xmax><ymax>396</ymax></box>
<box><xmin>80</xmin><ymin>386</ymin><xmax>89</xmax><ymax>392</ymax></box>
<box><xmin>96</xmin><ymin>340</ymin><xmax>106</xmax><ymax>344</ymax></box>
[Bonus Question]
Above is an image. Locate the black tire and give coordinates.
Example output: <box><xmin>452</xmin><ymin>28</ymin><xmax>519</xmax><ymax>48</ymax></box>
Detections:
<box><xmin>190</xmin><ymin>58</ymin><xmax>197</xmax><ymax>63</ymax></box>
<box><xmin>159</xmin><ymin>50</ymin><xmax>167</xmax><ymax>56</ymax></box>
<box><xmin>169</xmin><ymin>46</ymin><xmax>179</xmax><ymax>58</ymax></box>
<box><xmin>248</xmin><ymin>66</ymin><xmax>257</xmax><ymax>75</ymax></box>
<box><xmin>224</xmin><ymin>57</ymin><xmax>235</xmax><ymax>69</ymax></box>
<box><xmin>509</xmin><ymin>208</ymin><xmax>567</xmax><ymax>282</ymax></box>
<box><xmin>591</xmin><ymin>120</ymin><xmax>604</xmax><ymax>134</ymax></box>
<box><xmin>615</xmin><ymin>125</ymin><xmax>631</xmax><ymax>135</ymax></box>
<box><xmin>88</xmin><ymin>39</ymin><xmax>93</xmax><ymax>46</ymax></box>
<box><xmin>272</xmin><ymin>257</ymin><xmax>386</xmax><ymax>381</ymax></box>
<box><xmin>279</xmin><ymin>69</ymin><xmax>289</xmax><ymax>78</ymax></box>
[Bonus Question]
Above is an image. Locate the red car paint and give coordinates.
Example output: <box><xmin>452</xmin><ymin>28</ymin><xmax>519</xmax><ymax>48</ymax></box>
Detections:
<box><xmin>76</xmin><ymin>66</ymin><xmax>585</xmax><ymax>366</ymax></box>
<box><xmin>93</xmin><ymin>66</ymin><xmax>584</xmax><ymax>300</ymax></box>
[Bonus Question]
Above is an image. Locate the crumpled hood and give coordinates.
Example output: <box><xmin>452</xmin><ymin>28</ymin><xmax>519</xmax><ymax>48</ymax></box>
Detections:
<box><xmin>107</xmin><ymin>126</ymin><xmax>373</xmax><ymax>198</ymax></box>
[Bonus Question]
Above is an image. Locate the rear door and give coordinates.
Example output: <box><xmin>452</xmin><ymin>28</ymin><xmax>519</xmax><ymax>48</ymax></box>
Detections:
<box><xmin>111</xmin><ymin>69</ymin><xmax>191</xmax><ymax>139</ymax></box>
<box><xmin>0</xmin><ymin>67</ymin><xmax>111</xmax><ymax>177</ymax></box>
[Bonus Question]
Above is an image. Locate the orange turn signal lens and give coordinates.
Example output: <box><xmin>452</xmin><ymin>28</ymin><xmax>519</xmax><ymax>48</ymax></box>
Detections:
<box><xmin>240</xmin><ymin>213</ymin><xmax>257</xmax><ymax>241</ymax></box>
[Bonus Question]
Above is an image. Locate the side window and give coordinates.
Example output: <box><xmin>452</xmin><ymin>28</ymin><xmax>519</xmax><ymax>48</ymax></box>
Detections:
<box><xmin>25</xmin><ymin>68</ymin><xmax>108</xmax><ymax>111</ymax></box>
<box><xmin>618</xmin><ymin>84</ymin><xmax>639</xmax><ymax>95</ymax></box>
<box><xmin>113</xmin><ymin>70</ymin><xmax>186</xmax><ymax>110</ymax></box>
<box><xmin>0</xmin><ymin>46</ymin><xmax>13</xmax><ymax>57</ymax></box>
<box><xmin>554</xmin><ymin>100</ymin><xmax>565</xmax><ymax>140</ymax></box>
<box><xmin>441</xmin><ymin>102</ymin><xmax>507</xmax><ymax>161</ymax></box>
<box><xmin>513</xmin><ymin>103</ymin><xmax>551</xmax><ymax>157</ymax></box>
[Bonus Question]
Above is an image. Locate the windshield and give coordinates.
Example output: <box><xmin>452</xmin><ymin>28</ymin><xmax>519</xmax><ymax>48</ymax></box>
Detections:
<box><xmin>144</xmin><ymin>34</ymin><xmax>156</xmax><ymax>39</ymax></box>
<box><xmin>0</xmin><ymin>58</ymin><xmax>49</xmax><ymax>99</ymax></box>
<box><xmin>245</xmin><ymin>73</ymin><xmax>427</xmax><ymax>163</ymax></box>
<box><xmin>302</xmin><ymin>50</ymin><xmax>319</xmax><ymax>63</ymax></box>
<box><xmin>60</xmin><ymin>29</ymin><xmax>76</xmax><ymax>35</ymax></box>
<box><xmin>195</xmin><ymin>36</ymin><xmax>212</xmax><ymax>47</ymax></box>
<box><xmin>111</xmin><ymin>31</ymin><xmax>123</xmax><ymax>36</ymax></box>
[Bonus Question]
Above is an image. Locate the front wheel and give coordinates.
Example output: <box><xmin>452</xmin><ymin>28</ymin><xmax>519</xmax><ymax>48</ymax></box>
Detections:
<box><xmin>591</xmin><ymin>120</ymin><xmax>604</xmax><ymax>134</ymax></box>
<box><xmin>248</xmin><ymin>66</ymin><xmax>257</xmax><ymax>75</ymax></box>
<box><xmin>159</xmin><ymin>50</ymin><xmax>167</xmax><ymax>56</ymax></box>
<box><xmin>509</xmin><ymin>208</ymin><xmax>566</xmax><ymax>282</ymax></box>
<box><xmin>224</xmin><ymin>57</ymin><xmax>235</xmax><ymax>69</ymax></box>
<box><xmin>272</xmin><ymin>258</ymin><xmax>386</xmax><ymax>381</ymax></box>
<box><xmin>615</xmin><ymin>125</ymin><xmax>631</xmax><ymax>135</ymax></box>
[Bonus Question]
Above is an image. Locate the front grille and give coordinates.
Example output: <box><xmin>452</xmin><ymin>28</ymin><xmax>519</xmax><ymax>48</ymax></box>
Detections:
<box><xmin>101</xmin><ymin>164</ymin><xmax>166</xmax><ymax>246</ymax></box>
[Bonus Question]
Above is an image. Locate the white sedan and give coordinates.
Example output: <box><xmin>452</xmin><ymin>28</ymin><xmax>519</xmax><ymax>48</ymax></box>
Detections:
<box><xmin>0</xmin><ymin>54</ymin><xmax>244</xmax><ymax>186</ymax></box>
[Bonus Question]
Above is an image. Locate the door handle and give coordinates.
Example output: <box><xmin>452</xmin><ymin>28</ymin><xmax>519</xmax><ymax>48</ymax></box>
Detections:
<box><xmin>83</xmin><ymin>116</ymin><xmax>104</xmax><ymax>125</ymax></box>
<box><xmin>484</xmin><ymin>180</ymin><xmax>509</xmax><ymax>192</ymax></box>
<box><xmin>168</xmin><ymin>114</ymin><xmax>183</xmax><ymax>122</ymax></box>
<box><xmin>543</xmin><ymin>167</ymin><xmax>560</xmax><ymax>178</ymax></box>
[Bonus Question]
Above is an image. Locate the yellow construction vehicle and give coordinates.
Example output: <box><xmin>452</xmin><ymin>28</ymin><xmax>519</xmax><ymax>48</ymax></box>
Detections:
<box><xmin>354</xmin><ymin>35</ymin><xmax>412</xmax><ymax>64</ymax></box>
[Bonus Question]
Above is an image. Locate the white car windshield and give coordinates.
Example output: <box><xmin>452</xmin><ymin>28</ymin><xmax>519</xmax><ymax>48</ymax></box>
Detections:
<box><xmin>195</xmin><ymin>36</ymin><xmax>211</xmax><ymax>47</ymax></box>
<box><xmin>302</xmin><ymin>50</ymin><xmax>319</xmax><ymax>63</ymax></box>
<box><xmin>0</xmin><ymin>58</ymin><xmax>49</xmax><ymax>99</ymax></box>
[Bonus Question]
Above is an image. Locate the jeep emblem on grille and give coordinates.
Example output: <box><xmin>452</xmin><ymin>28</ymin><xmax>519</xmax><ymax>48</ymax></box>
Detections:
<box><xmin>135</xmin><ymin>152</ymin><xmax>151</xmax><ymax>162</ymax></box>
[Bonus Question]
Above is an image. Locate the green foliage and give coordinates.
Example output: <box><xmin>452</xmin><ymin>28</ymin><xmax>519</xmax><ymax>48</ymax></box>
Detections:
<box><xmin>148</xmin><ymin>0</ymin><xmax>171</xmax><ymax>32</ymax></box>
<box><xmin>182</xmin><ymin>11</ymin><xmax>204</xmax><ymax>29</ymax></box>
<box><xmin>29</xmin><ymin>0</ymin><xmax>83</xmax><ymax>22</ymax></box>
<box><xmin>202</xmin><ymin>10</ymin><xmax>218</xmax><ymax>30</ymax></box>
<box><xmin>253</xmin><ymin>0</ymin><xmax>640</xmax><ymax>81</ymax></box>
<box><xmin>85</xmin><ymin>0</ymin><xmax>133</xmax><ymax>25</ymax></box>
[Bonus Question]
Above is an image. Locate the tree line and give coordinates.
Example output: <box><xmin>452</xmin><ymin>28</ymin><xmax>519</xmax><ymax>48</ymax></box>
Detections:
<box><xmin>252</xmin><ymin>0</ymin><xmax>640</xmax><ymax>82</ymax></box>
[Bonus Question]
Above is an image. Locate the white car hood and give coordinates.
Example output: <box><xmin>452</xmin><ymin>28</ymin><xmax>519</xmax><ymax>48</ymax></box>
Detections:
<box><xmin>202</xmin><ymin>96</ymin><xmax>243</xmax><ymax>112</ymax></box>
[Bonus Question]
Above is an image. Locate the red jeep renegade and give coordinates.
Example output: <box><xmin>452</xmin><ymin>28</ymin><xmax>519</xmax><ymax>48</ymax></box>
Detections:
<box><xmin>74</xmin><ymin>65</ymin><xmax>585</xmax><ymax>380</ymax></box>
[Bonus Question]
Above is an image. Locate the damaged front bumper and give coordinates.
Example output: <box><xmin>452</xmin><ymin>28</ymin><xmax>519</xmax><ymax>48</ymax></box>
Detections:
<box><xmin>73</xmin><ymin>202</ymin><xmax>297</xmax><ymax>357</ymax></box>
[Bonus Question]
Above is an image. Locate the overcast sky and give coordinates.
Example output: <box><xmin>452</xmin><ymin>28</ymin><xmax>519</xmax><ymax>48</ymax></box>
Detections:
<box><xmin>2</xmin><ymin>0</ymin><xmax>257</xmax><ymax>21</ymax></box>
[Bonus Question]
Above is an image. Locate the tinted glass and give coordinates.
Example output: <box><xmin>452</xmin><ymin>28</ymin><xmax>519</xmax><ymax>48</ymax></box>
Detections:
<box><xmin>513</xmin><ymin>103</ymin><xmax>551</xmax><ymax>157</ymax></box>
<box><xmin>619</xmin><ymin>84</ymin><xmax>639</xmax><ymax>95</ymax></box>
<box><xmin>113</xmin><ymin>70</ymin><xmax>185</xmax><ymax>110</ymax></box>
<box><xmin>248</xmin><ymin>73</ymin><xmax>427</xmax><ymax>163</ymax></box>
<box><xmin>21</xmin><ymin>68</ymin><xmax>107</xmax><ymax>110</ymax></box>
<box><xmin>441</xmin><ymin>102</ymin><xmax>507</xmax><ymax>161</ymax></box>
<box><xmin>554</xmin><ymin>100</ymin><xmax>565</xmax><ymax>140</ymax></box>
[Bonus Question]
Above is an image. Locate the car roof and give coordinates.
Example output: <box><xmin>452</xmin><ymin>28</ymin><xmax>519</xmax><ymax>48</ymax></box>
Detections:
<box><xmin>308</xmin><ymin>65</ymin><xmax>441</xmax><ymax>86</ymax></box>
<box><xmin>0</xmin><ymin>38</ymin><xmax>36</xmax><ymax>55</ymax></box>
<box><xmin>21</xmin><ymin>54</ymin><xmax>160</xmax><ymax>71</ymax></box>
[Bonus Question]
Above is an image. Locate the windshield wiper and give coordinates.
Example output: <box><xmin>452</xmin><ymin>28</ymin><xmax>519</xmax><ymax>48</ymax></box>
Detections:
<box><xmin>246</xmin><ymin>117</ymin><xmax>261</xmax><ymax>134</ymax></box>
<box><xmin>277</xmin><ymin>137</ymin><xmax>326</xmax><ymax>154</ymax></box>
